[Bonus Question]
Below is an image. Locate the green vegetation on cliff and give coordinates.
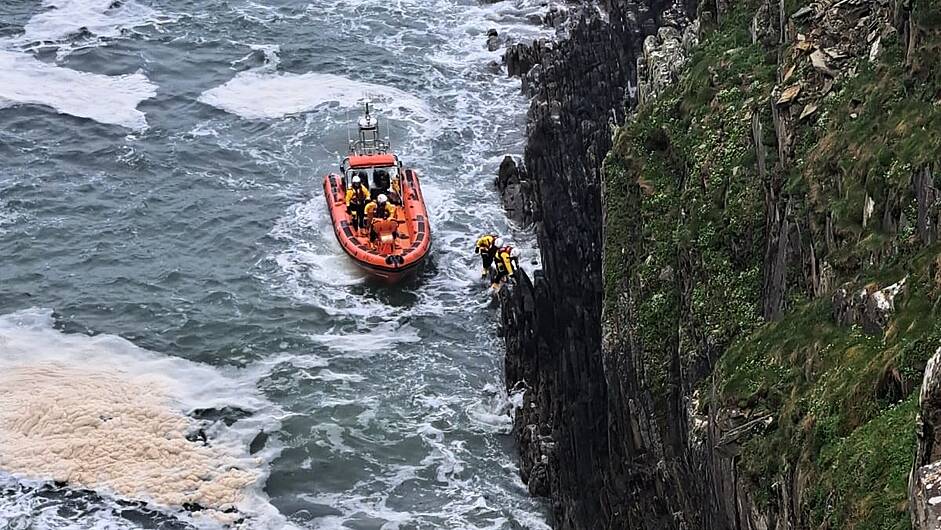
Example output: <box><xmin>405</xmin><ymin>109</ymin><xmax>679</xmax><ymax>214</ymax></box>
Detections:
<box><xmin>716</xmin><ymin>264</ymin><xmax>938</xmax><ymax>528</ymax></box>
<box><xmin>603</xmin><ymin>11</ymin><xmax>772</xmax><ymax>399</ymax></box>
<box><xmin>603</xmin><ymin>3</ymin><xmax>941</xmax><ymax>528</ymax></box>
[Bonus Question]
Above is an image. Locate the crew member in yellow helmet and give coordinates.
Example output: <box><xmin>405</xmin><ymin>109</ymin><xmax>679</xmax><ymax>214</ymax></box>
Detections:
<box><xmin>474</xmin><ymin>234</ymin><xmax>500</xmax><ymax>278</ymax></box>
<box><xmin>365</xmin><ymin>194</ymin><xmax>396</xmax><ymax>244</ymax></box>
<box><xmin>345</xmin><ymin>174</ymin><xmax>370</xmax><ymax>230</ymax></box>
<box><xmin>491</xmin><ymin>244</ymin><xmax>520</xmax><ymax>288</ymax></box>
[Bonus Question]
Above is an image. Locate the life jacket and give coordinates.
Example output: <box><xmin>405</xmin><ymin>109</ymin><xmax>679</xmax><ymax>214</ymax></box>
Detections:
<box><xmin>345</xmin><ymin>184</ymin><xmax>370</xmax><ymax>206</ymax></box>
<box><xmin>476</xmin><ymin>235</ymin><xmax>496</xmax><ymax>254</ymax></box>
<box><xmin>496</xmin><ymin>246</ymin><xmax>516</xmax><ymax>275</ymax></box>
<box><xmin>365</xmin><ymin>201</ymin><xmax>396</xmax><ymax>220</ymax></box>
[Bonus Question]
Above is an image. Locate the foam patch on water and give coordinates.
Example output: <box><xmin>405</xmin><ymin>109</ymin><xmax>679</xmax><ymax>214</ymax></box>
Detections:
<box><xmin>310</xmin><ymin>320</ymin><xmax>422</xmax><ymax>356</ymax></box>
<box><xmin>199</xmin><ymin>69</ymin><xmax>431</xmax><ymax>124</ymax></box>
<box><xmin>0</xmin><ymin>308</ymin><xmax>288</xmax><ymax>528</ymax></box>
<box><xmin>466</xmin><ymin>383</ymin><xmax>517</xmax><ymax>433</ymax></box>
<box><xmin>15</xmin><ymin>0</ymin><xmax>160</xmax><ymax>46</ymax></box>
<box><xmin>241</xmin><ymin>0</ymin><xmax>551</xmax><ymax>525</ymax></box>
<box><xmin>0</xmin><ymin>50</ymin><xmax>157</xmax><ymax>130</ymax></box>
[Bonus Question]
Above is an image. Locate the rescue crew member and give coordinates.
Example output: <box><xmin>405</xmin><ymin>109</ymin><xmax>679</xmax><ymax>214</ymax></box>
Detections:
<box><xmin>474</xmin><ymin>234</ymin><xmax>500</xmax><ymax>277</ymax></box>
<box><xmin>365</xmin><ymin>194</ymin><xmax>396</xmax><ymax>243</ymax></box>
<box><xmin>345</xmin><ymin>175</ymin><xmax>371</xmax><ymax>230</ymax></box>
<box><xmin>371</xmin><ymin>169</ymin><xmax>391</xmax><ymax>198</ymax></box>
<box><xmin>491</xmin><ymin>245</ymin><xmax>521</xmax><ymax>287</ymax></box>
<box><xmin>388</xmin><ymin>174</ymin><xmax>403</xmax><ymax>205</ymax></box>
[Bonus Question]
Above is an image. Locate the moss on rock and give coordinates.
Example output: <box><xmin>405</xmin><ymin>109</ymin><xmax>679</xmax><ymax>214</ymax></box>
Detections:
<box><xmin>602</xmin><ymin>2</ymin><xmax>941</xmax><ymax>528</ymax></box>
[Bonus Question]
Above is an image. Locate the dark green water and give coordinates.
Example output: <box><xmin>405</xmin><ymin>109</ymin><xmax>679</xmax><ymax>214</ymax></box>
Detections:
<box><xmin>0</xmin><ymin>0</ymin><xmax>549</xmax><ymax>527</ymax></box>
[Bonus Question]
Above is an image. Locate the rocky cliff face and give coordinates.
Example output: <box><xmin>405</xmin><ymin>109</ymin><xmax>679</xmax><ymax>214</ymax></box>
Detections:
<box><xmin>498</xmin><ymin>0</ymin><xmax>699</xmax><ymax>526</ymax></box>
<box><xmin>499</xmin><ymin>0</ymin><xmax>941</xmax><ymax>528</ymax></box>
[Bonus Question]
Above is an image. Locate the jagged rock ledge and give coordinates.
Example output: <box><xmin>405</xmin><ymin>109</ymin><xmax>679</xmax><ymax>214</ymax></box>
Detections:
<box><xmin>495</xmin><ymin>156</ymin><xmax>537</xmax><ymax>227</ymax></box>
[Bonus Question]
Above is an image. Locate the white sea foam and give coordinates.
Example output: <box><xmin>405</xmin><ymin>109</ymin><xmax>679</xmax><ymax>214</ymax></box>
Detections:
<box><xmin>199</xmin><ymin>69</ymin><xmax>431</xmax><ymax>124</ymax></box>
<box><xmin>310</xmin><ymin>321</ymin><xmax>422</xmax><ymax>356</ymax></box>
<box><xmin>16</xmin><ymin>0</ymin><xmax>160</xmax><ymax>45</ymax></box>
<box><xmin>466</xmin><ymin>383</ymin><xmax>517</xmax><ymax>433</ymax></box>
<box><xmin>0</xmin><ymin>308</ymin><xmax>287</xmax><ymax>528</ymax></box>
<box><xmin>0</xmin><ymin>50</ymin><xmax>157</xmax><ymax>130</ymax></box>
<box><xmin>266</xmin><ymin>197</ymin><xmax>413</xmax><ymax>318</ymax></box>
<box><xmin>247</xmin><ymin>0</ymin><xmax>550</xmax><ymax>526</ymax></box>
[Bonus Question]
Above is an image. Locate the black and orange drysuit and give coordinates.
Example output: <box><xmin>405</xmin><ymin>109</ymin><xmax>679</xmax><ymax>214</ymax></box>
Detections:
<box><xmin>490</xmin><ymin>246</ymin><xmax>519</xmax><ymax>286</ymax></box>
<box><xmin>345</xmin><ymin>184</ymin><xmax>370</xmax><ymax>229</ymax></box>
<box><xmin>474</xmin><ymin>234</ymin><xmax>499</xmax><ymax>276</ymax></box>
<box><xmin>365</xmin><ymin>200</ymin><xmax>397</xmax><ymax>243</ymax></box>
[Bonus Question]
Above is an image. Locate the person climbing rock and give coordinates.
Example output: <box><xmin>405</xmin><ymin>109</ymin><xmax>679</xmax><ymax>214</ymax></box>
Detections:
<box><xmin>474</xmin><ymin>234</ymin><xmax>500</xmax><ymax>278</ymax></box>
<box><xmin>345</xmin><ymin>175</ymin><xmax>371</xmax><ymax>230</ymax></box>
<box><xmin>490</xmin><ymin>244</ymin><xmax>520</xmax><ymax>288</ymax></box>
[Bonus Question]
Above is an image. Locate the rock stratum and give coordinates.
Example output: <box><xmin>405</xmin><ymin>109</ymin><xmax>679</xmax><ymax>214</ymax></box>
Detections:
<box><xmin>498</xmin><ymin>0</ymin><xmax>941</xmax><ymax>528</ymax></box>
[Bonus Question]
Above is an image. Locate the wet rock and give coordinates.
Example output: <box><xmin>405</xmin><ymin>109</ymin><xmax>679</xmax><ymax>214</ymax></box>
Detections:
<box><xmin>189</xmin><ymin>406</ymin><xmax>252</xmax><ymax>426</ymax></box>
<box><xmin>505</xmin><ymin>40</ymin><xmax>551</xmax><ymax>88</ymax></box>
<box><xmin>543</xmin><ymin>4</ymin><xmax>570</xmax><ymax>28</ymax></box>
<box><xmin>494</xmin><ymin>155</ymin><xmax>537</xmax><ymax>226</ymax></box>
<box><xmin>486</xmin><ymin>28</ymin><xmax>502</xmax><ymax>52</ymax></box>
<box><xmin>249</xmin><ymin>431</ymin><xmax>268</xmax><ymax>455</ymax></box>
<box><xmin>498</xmin><ymin>0</ymin><xmax>706</xmax><ymax>527</ymax></box>
<box><xmin>185</xmin><ymin>428</ymin><xmax>209</xmax><ymax>446</ymax></box>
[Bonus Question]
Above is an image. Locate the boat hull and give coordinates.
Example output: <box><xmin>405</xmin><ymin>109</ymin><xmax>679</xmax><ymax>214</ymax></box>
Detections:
<box><xmin>323</xmin><ymin>169</ymin><xmax>432</xmax><ymax>284</ymax></box>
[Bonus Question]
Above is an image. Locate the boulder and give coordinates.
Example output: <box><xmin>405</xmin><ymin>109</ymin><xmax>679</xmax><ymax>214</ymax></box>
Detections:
<box><xmin>636</xmin><ymin>20</ymin><xmax>697</xmax><ymax>106</ymax></box>
<box><xmin>494</xmin><ymin>155</ymin><xmax>537</xmax><ymax>226</ymax></box>
<box><xmin>832</xmin><ymin>277</ymin><xmax>907</xmax><ymax>334</ymax></box>
<box><xmin>486</xmin><ymin>28</ymin><xmax>502</xmax><ymax>52</ymax></box>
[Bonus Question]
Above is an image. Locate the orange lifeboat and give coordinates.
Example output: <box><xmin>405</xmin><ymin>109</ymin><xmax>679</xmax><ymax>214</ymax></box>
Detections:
<box><xmin>323</xmin><ymin>104</ymin><xmax>431</xmax><ymax>282</ymax></box>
